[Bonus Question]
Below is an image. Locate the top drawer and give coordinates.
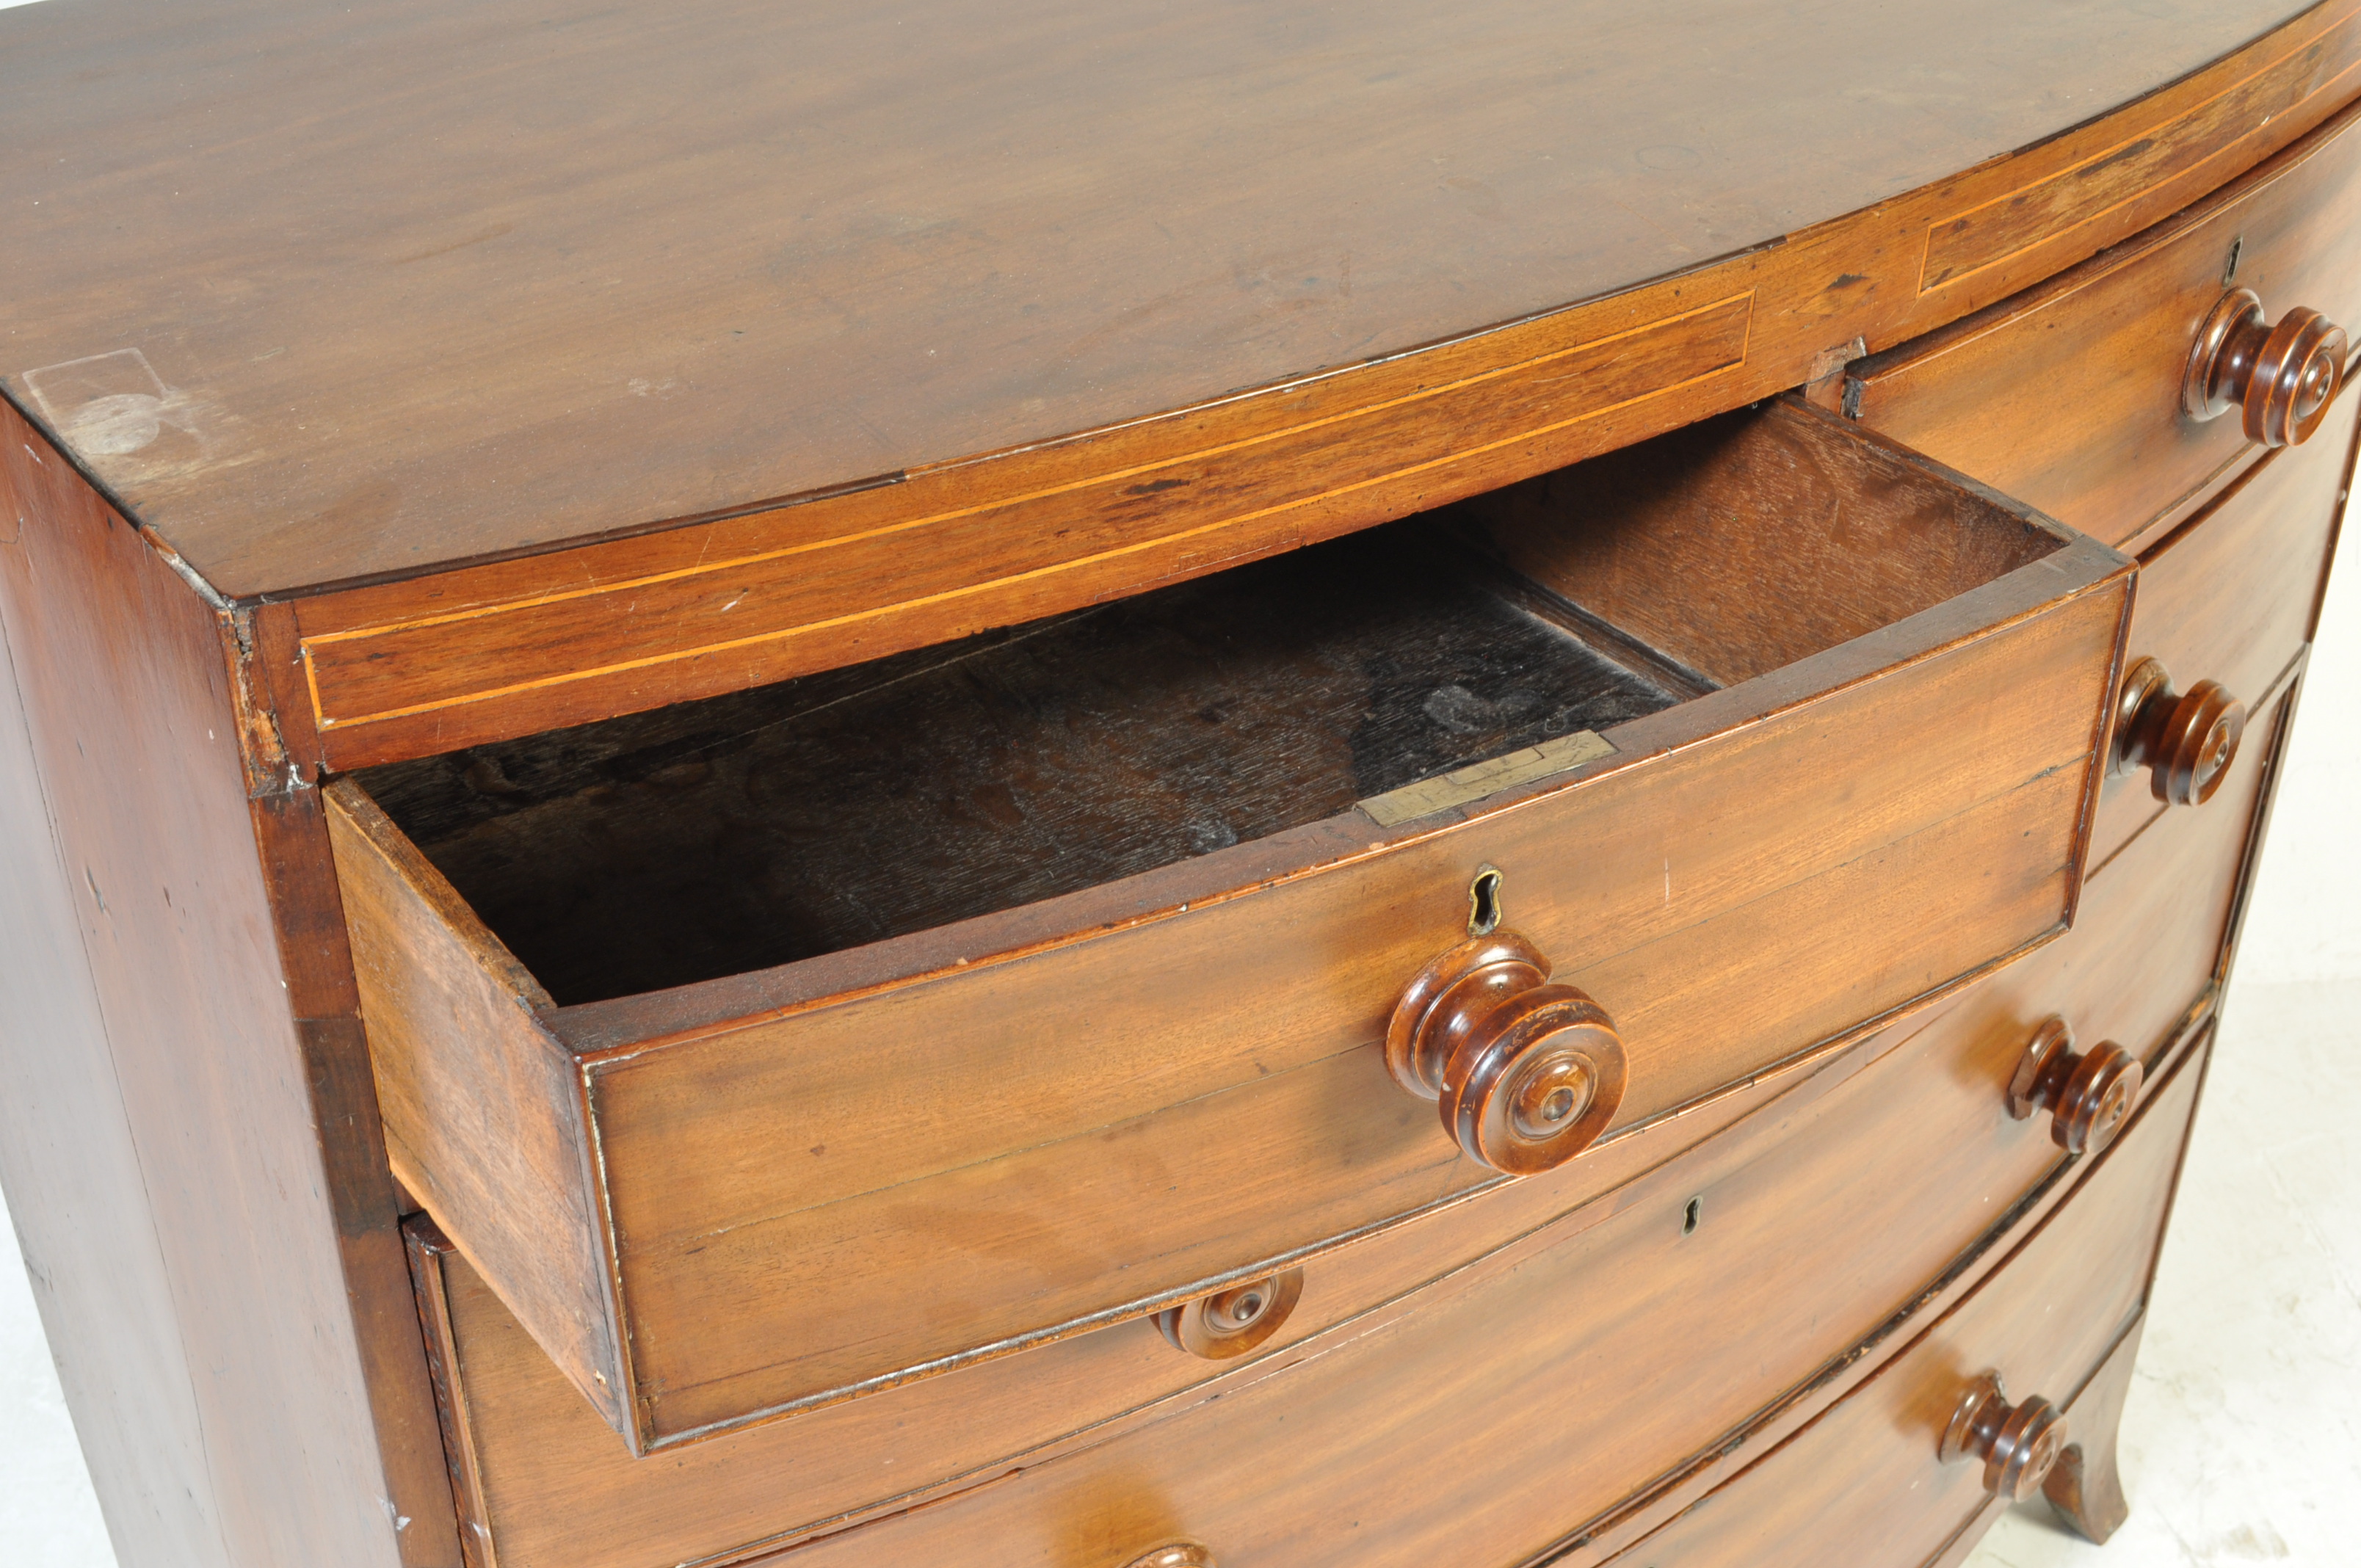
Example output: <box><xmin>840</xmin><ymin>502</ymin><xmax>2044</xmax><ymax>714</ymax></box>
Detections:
<box><xmin>1844</xmin><ymin>95</ymin><xmax>2361</xmax><ymax>546</ymax></box>
<box><xmin>327</xmin><ymin>402</ymin><xmax>2130</xmax><ymax>1452</ymax></box>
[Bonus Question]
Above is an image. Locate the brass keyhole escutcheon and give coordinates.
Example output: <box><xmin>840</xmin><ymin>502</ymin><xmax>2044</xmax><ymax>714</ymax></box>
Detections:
<box><xmin>1468</xmin><ymin>865</ymin><xmax>1505</xmax><ymax>935</ymax></box>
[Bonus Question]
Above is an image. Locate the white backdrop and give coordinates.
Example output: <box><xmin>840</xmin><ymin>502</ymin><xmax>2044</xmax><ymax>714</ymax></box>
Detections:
<box><xmin>1963</xmin><ymin>493</ymin><xmax>2361</xmax><ymax>1566</ymax></box>
<box><xmin>5</xmin><ymin>516</ymin><xmax>2358</xmax><ymax>1565</ymax></box>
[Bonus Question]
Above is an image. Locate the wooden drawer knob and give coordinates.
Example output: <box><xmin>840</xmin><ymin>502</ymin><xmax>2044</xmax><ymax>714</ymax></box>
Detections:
<box><xmin>1152</xmin><ymin>1269</ymin><xmax>1303</xmax><ymax>1360</ymax></box>
<box><xmin>1120</xmin><ymin>1547</ymin><xmax>1215</xmax><ymax>1568</ymax></box>
<box><xmin>1385</xmin><ymin>930</ymin><xmax>1627</xmax><ymax>1175</ymax></box>
<box><xmin>2006</xmin><ymin>1016</ymin><xmax>2142</xmax><ymax>1156</ymax></box>
<box><xmin>2183</xmin><ymin>287</ymin><xmax>2349</xmax><ymax>449</ymax></box>
<box><xmin>1940</xmin><ymin>1373</ymin><xmax>2068</xmax><ymax>1500</ymax></box>
<box><xmin>2111</xmin><ymin>656</ymin><xmax>2244</xmax><ymax>807</ymax></box>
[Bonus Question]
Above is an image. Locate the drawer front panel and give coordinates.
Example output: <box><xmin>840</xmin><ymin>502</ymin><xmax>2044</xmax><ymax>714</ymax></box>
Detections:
<box><xmin>2089</xmin><ymin>391</ymin><xmax>2357</xmax><ymax>870</ymax></box>
<box><xmin>402</xmin><ymin>1066</ymin><xmax>1804</xmax><ymax>1568</ymax></box>
<box><xmin>403</xmin><ymin>676</ymin><xmax>2264</xmax><ymax>1568</ymax></box>
<box><xmin>484</xmin><ymin>919</ymin><xmax>2212</xmax><ymax>1564</ymax></box>
<box><xmin>336</xmin><ymin>407</ymin><xmax>2131</xmax><ymax>1448</ymax></box>
<box><xmin>1846</xmin><ymin>98</ymin><xmax>2361</xmax><ymax>546</ymax></box>
<box><xmin>738</xmin><ymin>1016</ymin><xmax>2211</xmax><ymax>1568</ymax></box>
<box><xmin>1605</xmin><ymin>1033</ymin><xmax>2208</xmax><ymax>1568</ymax></box>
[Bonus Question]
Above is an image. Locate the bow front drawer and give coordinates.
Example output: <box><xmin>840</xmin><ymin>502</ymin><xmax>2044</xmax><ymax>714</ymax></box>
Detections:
<box><xmin>1843</xmin><ymin>96</ymin><xmax>2361</xmax><ymax>548</ymax></box>
<box><xmin>394</xmin><ymin>664</ymin><xmax>2256</xmax><ymax>1568</ymax></box>
<box><xmin>326</xmin><ymin>401</ymin><xmax>2131</xmax><ymax>1452</ymax></box>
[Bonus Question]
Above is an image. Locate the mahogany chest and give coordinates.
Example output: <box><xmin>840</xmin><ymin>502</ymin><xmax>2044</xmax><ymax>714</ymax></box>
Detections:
<box><xmin>1</xmin><ymin>4</ymin><xmax>2354</xmax><ymax>1564</ymax></box>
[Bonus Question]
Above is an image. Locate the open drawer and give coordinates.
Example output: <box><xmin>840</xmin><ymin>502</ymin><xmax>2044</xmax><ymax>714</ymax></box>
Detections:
<box><xmin>325</xmin><ymin>401</ymin><xmax>2133</xmax><ymax>1451</ymax></box>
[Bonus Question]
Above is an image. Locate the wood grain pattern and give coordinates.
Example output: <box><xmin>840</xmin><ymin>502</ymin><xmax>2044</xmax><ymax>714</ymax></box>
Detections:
<box><xmin>242</xmin><ymin>794</ymin><xmax>468</xmax><ymax>1567</ymax></box>
<box><xmin>333</xmin><ymin>407</ymin><xmax>2129</xmax><ymax>1448</ymax></box>
<box><xmin>2088</xmin><ymin>388</ymin><xmax>2360</xmax><ymax>871</ymax></box>
<box><xmin>326</xmin><ymin>780</ymin><xmax>631</xmax><ymax>1436</ymax></box>
<box><xmin>1919</xmin><ymin>11</ymin><xmax>2361</xmax><ymax>292</ymax></box>
<box><xmin>1849</xmin><ymin>95</ymin><xmax>2361</xmax><ymax>548</ymax></box>
<box><xmin>391</xmin><ymin>658</ymin><xmax>2260</xmax><ymax>1568</ymax></box>
<box><xmin>0</xmin><ymin>400</ymin><xmax>453</xmax><ymax>1566</ymax></box>
<box><xmin>0</xmin><ymin>5</ymin><xmax>2317</xmax><ymax>768</ymax></box>
<box><xmin>1</xmin><ymin>1</ymin><xmax>2328</xmax><ymax>600</ymax></box>
<box><xmin>1602</xmin><ymin>1041</ymin><xmax>2207</xmax><ymax>1568</ymax></box>
<box><xmin>736</xmin><ymin>1009</ymin><xmax>2212</xmax><ymax>1568</ymax></box>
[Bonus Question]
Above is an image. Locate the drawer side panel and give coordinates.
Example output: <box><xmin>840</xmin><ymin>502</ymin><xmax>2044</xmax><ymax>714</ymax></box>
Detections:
<box><xmin>326</xmin><ymin>780</ymin><xmax>634</xmax><ymax>1439</ymax></box>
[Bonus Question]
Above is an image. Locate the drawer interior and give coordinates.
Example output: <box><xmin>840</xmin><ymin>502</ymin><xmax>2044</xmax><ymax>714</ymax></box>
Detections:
<box><xmin>358</xmin><ymin>404</ymin><xmax>2064</xmax><ymax>1006</ymax></box>
<box><xmin>333</xmin><ymin>397</ymin><xmax>2127</xmax><ymax>1453</ymax></box>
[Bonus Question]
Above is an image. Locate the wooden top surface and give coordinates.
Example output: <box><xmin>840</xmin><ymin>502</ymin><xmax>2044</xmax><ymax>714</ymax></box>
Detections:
<box><xmin>0</xmin><ymin>0</ymin><xmax>2313</xmax><ymax>600</ymax></box>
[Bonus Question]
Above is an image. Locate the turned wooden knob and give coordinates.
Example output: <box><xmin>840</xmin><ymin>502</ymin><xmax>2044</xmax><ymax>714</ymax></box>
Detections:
<box><xmin>2111</xmin><ymin>656</ymin><xmax>2244</xmax><ymax>807</ymax></box>
<box><xmin>1385</xmin><ymin>930</ymin><xmax>1627</xmax><ymax>1175</ymax></box>
<box><xmin>2183</xmin><ymin>288</ymin><xmax>2347</xmax><ymax>449</ymax></box>
<box><xmin>1120</xmin><ymin>1547</ymin><xmax>1215</xmax><ymax>1568</ymax></box>
<box><xmin>1152</xmin><ymin>1268</ymin><xmax>1302</xmax><ymax>1360</ymax></box>
<box><xmin>2006</xmin><ymin>1017</ymin><xmax>2142</xmax><ymax>1156</ymax></box>
<box><xmin>1940</xmin><ymin>1373</ymin><xmax>2068</xmax><ymax>1500</ymax></box>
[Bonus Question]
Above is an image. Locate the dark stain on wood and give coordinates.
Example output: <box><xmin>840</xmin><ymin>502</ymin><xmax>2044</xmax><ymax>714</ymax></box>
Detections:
<box><xmin>360</xmin><ymin>523</ymin><xmax>1689</xmax><ymax>1003</ymax></box>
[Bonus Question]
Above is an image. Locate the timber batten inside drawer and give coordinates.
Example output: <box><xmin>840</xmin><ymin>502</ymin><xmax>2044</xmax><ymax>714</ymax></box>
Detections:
<box><xmin>326</xmin><ymin>402</ymin><xmax>2133</xmax><ymax>1451</ymax></box>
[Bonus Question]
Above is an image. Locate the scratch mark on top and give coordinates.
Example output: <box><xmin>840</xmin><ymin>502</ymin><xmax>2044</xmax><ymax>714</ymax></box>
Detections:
<box><xmin>391</xmin><ymin>223</ymin><xmax>515</xmax><ymax>266</ymax></box>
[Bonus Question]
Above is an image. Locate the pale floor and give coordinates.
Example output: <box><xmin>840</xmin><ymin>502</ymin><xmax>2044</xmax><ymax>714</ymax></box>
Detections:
<box><xmin>5</xmin><ymin>556</ymin><xmax>2358</xmax><ymax>1564</ymax></box>
<box><xmin>1964</xmin><ymin>979</ymin><xmax>2361</xmax><ymax>1568</ymax></box>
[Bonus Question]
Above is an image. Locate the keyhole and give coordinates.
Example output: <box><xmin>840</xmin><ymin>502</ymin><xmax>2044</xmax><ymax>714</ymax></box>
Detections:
<box><xmin>2224</xmin><ymin>235</ymin><xmax>2244</xmax><ymax>285</ymax></box>
<box><xmin>1682</xmin><ymin>1196</ymin><xmax>1704</xmax><ymax>1236</ymax></box>
<box><xmin>1468</xmin><ymin>866</ymin><xmax>1504</xmax><ymax>935</ymax></box>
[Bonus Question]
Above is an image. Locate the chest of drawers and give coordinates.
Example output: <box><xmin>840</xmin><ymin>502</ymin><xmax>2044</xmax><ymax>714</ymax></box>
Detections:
<box><xmin>1</xmin><ymin>4</ymin><xmax>2355</xmax><ymax>1566</ymax></box>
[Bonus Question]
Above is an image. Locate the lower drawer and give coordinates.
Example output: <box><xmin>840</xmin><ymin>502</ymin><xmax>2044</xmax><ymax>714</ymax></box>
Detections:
<box><xmin>1606</xmin><ymin>1028</ymin><xmax>2209</xmax><ymax>1568</ymax></box>
<box><xmin>426</xmin><ymin>988</ymin><xmax>2085</xmax><ymax>1568</ymax></box>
